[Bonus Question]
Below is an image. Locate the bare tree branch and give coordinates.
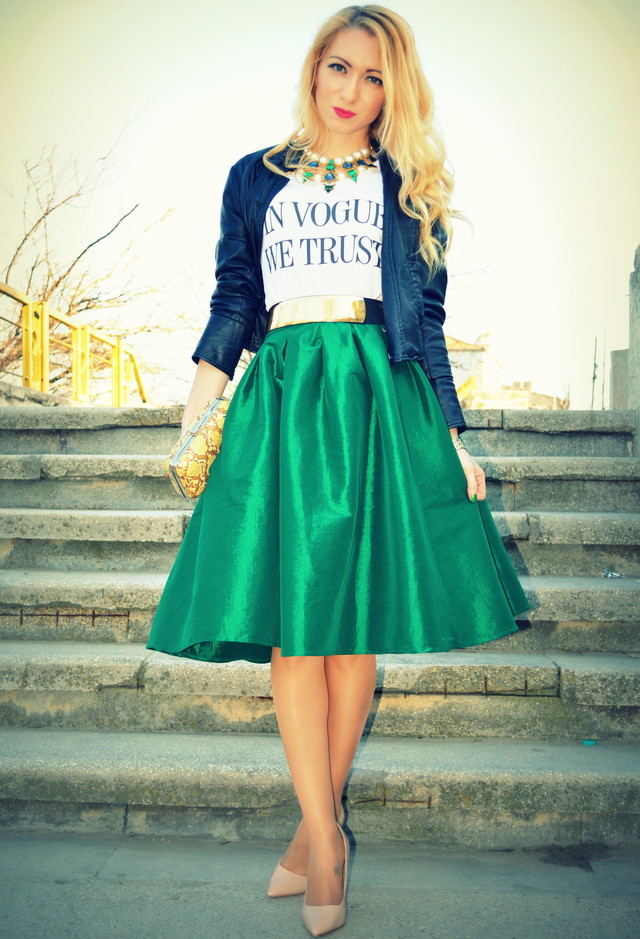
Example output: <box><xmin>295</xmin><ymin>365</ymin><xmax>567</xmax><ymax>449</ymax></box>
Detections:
<box><xmin>0</xmin><ymin>144</ymin><xmax>179</xmax><ymax>401</ymax></box>
<box><xmin>47</xmin><ymin>204</ymin><xmax>138</xmax><ymax>298</ymax></box>
<box><xmin>5</xmin><ymin>152</ymin><xmax>90</xmax><ymax>284</ymax></box>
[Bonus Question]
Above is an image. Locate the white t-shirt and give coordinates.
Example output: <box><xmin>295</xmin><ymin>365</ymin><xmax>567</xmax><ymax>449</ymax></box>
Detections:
<box><xmin>261</xmin><ymin>167</ymin><xmax>384</xmax><ymax>312</ymax></box>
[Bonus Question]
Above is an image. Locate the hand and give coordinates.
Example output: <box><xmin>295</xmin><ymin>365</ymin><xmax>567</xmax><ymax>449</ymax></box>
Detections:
<box><xmin>456</xmin><ymin>448</ymin><xmax>487</xmax><ymax>502</ymax></box>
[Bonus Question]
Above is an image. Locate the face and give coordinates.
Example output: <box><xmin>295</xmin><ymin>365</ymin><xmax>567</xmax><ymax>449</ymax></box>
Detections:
<box><xmin>314</xmin><ymin>27</ymin><xmax>386</xmax><ymax>144</ymax></box>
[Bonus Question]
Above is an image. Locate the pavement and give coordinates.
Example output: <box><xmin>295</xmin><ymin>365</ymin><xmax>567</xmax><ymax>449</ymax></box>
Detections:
<box><xmin>0</xmin><ymin>832</ymin><xmax>639</xmax><ymax>939</ymax></box>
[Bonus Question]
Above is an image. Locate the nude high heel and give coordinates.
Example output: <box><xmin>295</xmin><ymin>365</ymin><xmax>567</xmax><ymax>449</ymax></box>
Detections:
<box><xmin>266</xmin><ymin>859</ymin><xmax>307</xmax><ymax>898</ymax></box>
<box><xmin>301</xmin><ymin>823</ymin><xmax>349</xmax><ymax>937</ymax></box>
<box><xmin>266</xmin><ymin>808</ymin><xmax>346</xmax><ymax>899</ymax></box>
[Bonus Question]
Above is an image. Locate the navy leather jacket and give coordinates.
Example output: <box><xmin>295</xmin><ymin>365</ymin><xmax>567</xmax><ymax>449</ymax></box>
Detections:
<box><xmin>193</xmin><ymin>143</ymin><xmax>467</xmax><ymax>433</ymax></box>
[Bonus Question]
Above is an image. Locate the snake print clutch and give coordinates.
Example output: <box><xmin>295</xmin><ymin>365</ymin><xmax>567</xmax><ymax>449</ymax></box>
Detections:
<box><xmin>166</xmin><ymin>396</ymin><xmax>230</xmax><ymax>499</ymax></box>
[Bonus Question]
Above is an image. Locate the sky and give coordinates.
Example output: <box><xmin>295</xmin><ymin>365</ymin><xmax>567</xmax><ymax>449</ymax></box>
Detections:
<box><xmin>0</xmin><ymin>0</ymin><xmax>639</xmax><ymax>406</ymax></box>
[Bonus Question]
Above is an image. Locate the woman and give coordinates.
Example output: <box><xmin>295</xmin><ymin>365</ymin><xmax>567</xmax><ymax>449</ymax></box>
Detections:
<box><xmin>147</xmin><ymin>5</ymin><xmax>531</xmax><ymax>935</ymax></box>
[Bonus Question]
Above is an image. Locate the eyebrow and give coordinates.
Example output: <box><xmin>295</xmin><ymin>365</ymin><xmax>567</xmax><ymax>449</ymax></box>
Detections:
<box><xmin>328</xmin><ymin>54</ymin><xmax>382</xmax><ymax>74</ymax></box>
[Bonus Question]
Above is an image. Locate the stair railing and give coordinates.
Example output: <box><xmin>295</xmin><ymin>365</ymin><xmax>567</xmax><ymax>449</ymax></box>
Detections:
<box><xmin>0</xmin><ymin>282</ymin><xmax>147</xmax><ymax>406</ymax></box>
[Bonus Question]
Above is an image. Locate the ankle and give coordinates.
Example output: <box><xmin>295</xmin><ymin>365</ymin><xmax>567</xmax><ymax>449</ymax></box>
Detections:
<box><xmin>307</xmin><ymin>827</ymin><xmax>343</xmax><ymax>858</ymax></box>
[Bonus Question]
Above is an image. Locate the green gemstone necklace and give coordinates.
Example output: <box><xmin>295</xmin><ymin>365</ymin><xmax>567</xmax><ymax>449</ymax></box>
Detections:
<box><xmin>295</xmin><ymin>145</ymin><xmax>378</xmax><ymax>192</ymax></box>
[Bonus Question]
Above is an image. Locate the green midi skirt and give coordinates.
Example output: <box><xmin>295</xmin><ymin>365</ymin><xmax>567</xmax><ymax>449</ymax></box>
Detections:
<box><xmin>146</xmin><ymin>321</ymin><xmax>532</xmax><ymax>664</ymax></box>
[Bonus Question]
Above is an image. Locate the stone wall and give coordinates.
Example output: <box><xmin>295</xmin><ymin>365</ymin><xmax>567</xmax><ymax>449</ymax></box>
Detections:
<box><xmin>610</xmin><ymin>350</ymin><xmax>629</xmax><ymax>409</ymax></box>
<box><xmin>610</xmin><ymin>245</ymin><xmax>640</xmax><ymax>435</ymax></box>
<box><xmin>630</xmin><ymin>244</ymin><xmax>640</xmax><ymax>411</ymax></box>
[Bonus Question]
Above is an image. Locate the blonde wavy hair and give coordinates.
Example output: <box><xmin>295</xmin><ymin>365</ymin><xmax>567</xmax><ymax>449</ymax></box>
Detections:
<box><xmin>263</xmin><ymin>4</ymin><xmax>459</xmax><ymax>272</ymax></box>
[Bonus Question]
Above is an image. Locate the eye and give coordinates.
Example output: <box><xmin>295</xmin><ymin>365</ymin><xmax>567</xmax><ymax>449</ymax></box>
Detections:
<box><xmin>326</xmin><ymin>61</ymin><xmax>383</xmax><ymax>86</ymax></box>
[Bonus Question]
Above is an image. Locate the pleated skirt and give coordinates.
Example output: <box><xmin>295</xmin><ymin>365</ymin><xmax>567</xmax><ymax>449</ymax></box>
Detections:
<box><xmin>145</xmin><ymin>320</ymin><xmax>532</xmax><ymax>663</ymax></box>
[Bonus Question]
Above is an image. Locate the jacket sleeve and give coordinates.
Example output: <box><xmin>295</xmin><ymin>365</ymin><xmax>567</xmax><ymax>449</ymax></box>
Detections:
<box><xmin>192</xmin><ymin>161</ymin><xmax>263</xmax><ymax>378</ymax></box>
<box><xmin>419</xmin><ymin>250</ymin><xmax>468</xmax><ymax>435</ymax></box>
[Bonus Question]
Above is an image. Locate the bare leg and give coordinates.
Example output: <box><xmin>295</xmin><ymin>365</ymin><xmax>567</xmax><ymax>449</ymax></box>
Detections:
<box><xmin>271</xmin><ymin>647</ymin><xmax>345</xmax><ymax>905</ymax></box>
<box><xmin>273</xmin><ymin>651</ymin><xmax>377</xmax><ymax>884</ymax></box>
<box><xmin>326</xmin><ymin>652</ymin><xmax>377</xmax><ymax>808</ymax></box>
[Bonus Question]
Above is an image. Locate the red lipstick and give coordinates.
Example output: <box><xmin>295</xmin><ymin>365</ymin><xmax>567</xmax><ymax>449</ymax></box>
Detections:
<box><xmin>333</xmin><ymin>107</ymin><xmax>356</xmax><ymax>119</ymax></box>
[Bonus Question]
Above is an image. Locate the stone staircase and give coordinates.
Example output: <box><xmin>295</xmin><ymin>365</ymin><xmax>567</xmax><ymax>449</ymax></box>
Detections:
<box><xmin>0</xmin><ymin>405</ymin><xmax>639</xmax><ymax>848</ymax></box>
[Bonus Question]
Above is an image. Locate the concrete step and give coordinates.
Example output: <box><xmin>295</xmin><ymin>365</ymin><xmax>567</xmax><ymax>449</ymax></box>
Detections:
<box><xmin>0</xmin><ymin>454</ymin><xmax>184</xmax><ymax>510</ymax></box>
<box><xmin>481</xmin><ymin>457</ymin><xmax>640</xmax><ymax>511</ymax></box>
<box><xmin>0</xmin><ymin>570</ymin><xmax>638</xmax><ymax>652</ymax></box>
<box><xmin>0</xmin><ymin>407</ymin><xmax>635</xmax><ymax>457</ymax></box>
<box><xmin>1</xmin><ymin>642</ymin><xmax>638</xmax><ymax>740</ymax></box>
<box><xmin>0</xmin><ymin>508</ymin><xmax>191</xmax><ymax>542</ymax></box>
<box><xmin>0</xmin><ymin>508</ymin><xmax>190</xmax><ymax>573</ymax></box>
<box><xmin>0</xmin><ymin>454</ymin><xmax>638</xmax><ymax>511</ymax></box>
<box><xmin>1</xmin><ymin>508</ymin><xmax>637</xmax><ymax>576</ymax></box>
<box><xmin>505</xmin><ymin>510</ymin><xmax>640</xmax><ymax>577</ymax></box>
<box><xmin>0</xmin><ymin>406</ymin><xmax>183</xmax><ymax>456</ymax></box>
<box><xmin>464</xmin><ymin>409</ymin><xmax>636</xmax><ymax>457</ymax></box>
<box><xmin>0</xmin><ymin>727</ymin><xmax>638</xmax><ymax>847</ymax></box>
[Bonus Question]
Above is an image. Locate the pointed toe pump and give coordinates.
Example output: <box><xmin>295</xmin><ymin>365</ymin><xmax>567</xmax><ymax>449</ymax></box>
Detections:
<box><xmin>266</xmin><ymin>859</ymin><xmax>307</xmax><ymax>898</ymax></box>
<box><xmin>267</xmin><ymin>809</ymin><xmax>346</xmax><ymax>899</ymax></box>
<box><xmin>301</xmin><ymin>823</ymin><xmax>350</xmax><ymax>937</ymax></box>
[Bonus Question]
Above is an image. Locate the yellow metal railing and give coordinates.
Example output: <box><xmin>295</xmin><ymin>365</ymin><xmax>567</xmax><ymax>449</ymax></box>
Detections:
<box><xmin>1</xmin><ymin>282</ymin><xmax>147</xmax><ymax>406</ymax></box>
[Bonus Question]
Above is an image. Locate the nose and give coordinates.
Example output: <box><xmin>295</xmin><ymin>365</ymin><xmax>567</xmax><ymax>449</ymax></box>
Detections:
<box><xmin>339</xmin><ymin>74</ymin><xmax>359</xmax><ymax>105</ymax></box>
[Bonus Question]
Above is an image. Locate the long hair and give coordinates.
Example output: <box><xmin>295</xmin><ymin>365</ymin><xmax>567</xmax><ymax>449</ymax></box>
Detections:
<box><xmin>263</xmin><ymin>5</ymin><xmax>459</xmax><ymax>272</ymax></box>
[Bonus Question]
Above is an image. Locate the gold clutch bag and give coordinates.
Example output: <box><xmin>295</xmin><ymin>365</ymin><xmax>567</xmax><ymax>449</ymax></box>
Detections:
<box><xmin>165</xmin><ymin>396</ymin><xmax>230</xmax><ymax>499</ymax></box>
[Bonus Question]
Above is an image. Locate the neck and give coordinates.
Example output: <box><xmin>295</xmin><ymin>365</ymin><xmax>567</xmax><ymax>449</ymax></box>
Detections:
<box><xmin>308</xmin><ymin>132</ymin><xmax>372</xmax><ymax>156</ymax></box>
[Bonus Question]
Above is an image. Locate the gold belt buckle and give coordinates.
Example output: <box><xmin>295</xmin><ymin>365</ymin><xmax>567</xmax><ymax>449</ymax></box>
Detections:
<box><xmin>269</xmin><ymin>296</ymin><xmax>366</xmax><ymax>330</ymax></box>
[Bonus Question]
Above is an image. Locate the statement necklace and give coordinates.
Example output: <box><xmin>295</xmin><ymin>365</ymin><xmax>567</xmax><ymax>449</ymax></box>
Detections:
<box><xmin>295</xmin><ymin>145</ymin><xmax>378</xmax><ymax>192</ymax></box>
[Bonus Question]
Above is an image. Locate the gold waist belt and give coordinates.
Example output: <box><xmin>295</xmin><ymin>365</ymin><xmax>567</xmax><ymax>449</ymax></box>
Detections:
<box><xmin>268</xmin><ymin>295</ymin><xmax>384</xmax><ymax>331</ymax></box>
